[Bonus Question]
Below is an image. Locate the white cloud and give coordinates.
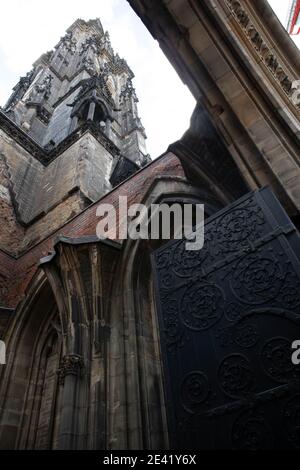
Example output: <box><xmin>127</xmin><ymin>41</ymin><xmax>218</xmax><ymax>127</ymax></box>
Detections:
<box><xmin>0</xmin><ymin>0</ymin><xmax>196</xmax><ymax>159</ymax></box>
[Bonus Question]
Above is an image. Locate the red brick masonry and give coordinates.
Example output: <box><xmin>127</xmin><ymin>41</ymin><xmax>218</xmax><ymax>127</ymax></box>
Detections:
<box><xmin>0</xmin><ymin>152</ymin><xmax>185</xmax><ymax>308</ymax></box>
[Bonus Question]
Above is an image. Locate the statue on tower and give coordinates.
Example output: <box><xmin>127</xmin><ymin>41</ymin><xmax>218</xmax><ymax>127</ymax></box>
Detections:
<box><xmin>4</xmin><ymin>69</ymin><xmax>35</xmax><ymax>112</ymax></box>
<box><xmin>26</xmin><ymin>74</ymin><xmax>54</xmax><ymax>103</ymax></box>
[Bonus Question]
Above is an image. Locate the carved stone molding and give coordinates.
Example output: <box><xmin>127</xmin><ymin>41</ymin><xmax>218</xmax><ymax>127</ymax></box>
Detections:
<box><xmin>224</xmin><ymin>0</ymin><xmax>298</xmax><ymax>109</ymax></box>
<box><xmin>72</xmin><ymin>75</ymin><xmax>114</xmax><ymax>110</ymax></box>
<box><xmin>120</xmin><ymin>78</ymin><xmax>138</xmax><ymax>104</ymax></box>
<box><xmin>107</xmin><ymin>53</ymin><xmax>134</xmax><ymax>78</ymax></box>
<box><xmin>0</xmin><ymin>110</ymin><xmax>119</xmax><ymax>166</ymax></box>
<box><xmin>26</xmin><ymin>74</ymin><xmax>54</xmax><ymax>104</ymax></box>
<box><xmin>59</xmin><ymin>31</ymin><xmax>76</xmax><ymax>55</ymax></box>
<box><xmin>0</xmin><ymin>111</ymin><xmax>44</xmax><ymax>161</ymax></box>
<box><xmin>57</xmin><ymin>354</ymin><xmax>85</xmax><ymax>385</ymax></box>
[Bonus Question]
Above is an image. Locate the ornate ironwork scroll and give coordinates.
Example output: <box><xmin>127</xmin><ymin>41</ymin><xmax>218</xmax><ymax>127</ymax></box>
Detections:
<box><xmin>153</xmin><ymin>188</ymin><xmax>300</xmax><ymax>449</ymax></box>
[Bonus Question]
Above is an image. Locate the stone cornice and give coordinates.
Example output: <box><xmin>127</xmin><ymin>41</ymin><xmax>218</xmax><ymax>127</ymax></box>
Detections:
<box><xmin>40</xmin><ymin>235</ymin><xmax>121</xmax><ymax>266</ymax></box>
<box><xmin>250</xmin><ymin>0</ymin><xmax>300</xmax><ymax>75</ymax></box>
<box><xmin>0</xmin><ymin>111</ymin><xmax>44</xmax><ymax>160</ymax></box>
<box><xmin>0</xmin><ymin>110</ymin><xmax>120</xmax><ymax>165</ymax></box>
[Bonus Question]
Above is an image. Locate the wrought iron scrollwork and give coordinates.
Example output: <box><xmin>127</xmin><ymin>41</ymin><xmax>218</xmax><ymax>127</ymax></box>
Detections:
<box><xmin>180</xmin><ymin>282</ymin><xmax>225</xmax><ymax>331</ymax></box>
<box><xmin>231</xmin><ymin>254</ymin><xmax>285</xmax><ymax>304</ymax></box>
<box><xmin>180</xmin><ymin>371</ymin><xmax>211</xmax><ymax>414</ymax></box>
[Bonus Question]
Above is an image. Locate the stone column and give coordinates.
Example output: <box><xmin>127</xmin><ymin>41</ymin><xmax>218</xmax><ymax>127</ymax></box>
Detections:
<box><xmin>69</xmin><ymin>115</ymin><xmax>79</xmax><ymax>133</ymax></box>
<box><xmin>87</xmin><ymin>101</ymin><xmax>96</xmax><ymax>122</ymax></box>
<box><xmin>42</xmin><ymin>244</ymin><xmax>91</xmax><ymax>450</ymax></box>
<box><xmin>57</xmin><ymin>354</ymin><xmax>85</xmax><ymax>449</ymax></box>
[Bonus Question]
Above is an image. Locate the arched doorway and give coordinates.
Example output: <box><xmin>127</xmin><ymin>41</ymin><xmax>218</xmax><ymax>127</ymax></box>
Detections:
<box><xmin>0</xmin><ymin>274</ymin><xmax>63</xmax><ymax>449</ymax></box>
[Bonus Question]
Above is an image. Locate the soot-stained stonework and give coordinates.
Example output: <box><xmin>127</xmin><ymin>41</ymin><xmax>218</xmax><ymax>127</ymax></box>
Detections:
<box><xmin>0</xmin><ymin>19</ymin><xmax>150</xmax><ymax>232</ymax></box>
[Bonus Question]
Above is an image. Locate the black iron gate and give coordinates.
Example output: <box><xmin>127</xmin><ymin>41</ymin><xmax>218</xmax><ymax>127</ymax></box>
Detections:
<box><xmin>152</xmin><ymin>188</ymin><xmax>300</xmax><ymax>449</ymax></box>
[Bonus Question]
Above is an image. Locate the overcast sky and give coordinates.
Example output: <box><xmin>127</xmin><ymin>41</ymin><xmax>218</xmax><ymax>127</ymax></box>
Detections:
<box><xmin>0</xmin><ymin>1</ymin><xmax>298</xmax><ymax>159</ymax></box>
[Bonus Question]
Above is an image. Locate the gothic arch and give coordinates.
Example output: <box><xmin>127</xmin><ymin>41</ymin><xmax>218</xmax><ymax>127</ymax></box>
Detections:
<box><xmin>107</xmin><ymin>176</ymin><xmax>224</xmax><ymax>449</ymax></box>
<box><xmin>0</xmin><ymin>271</ymin><xmax>62</xmax><ymax>449</ymax></box>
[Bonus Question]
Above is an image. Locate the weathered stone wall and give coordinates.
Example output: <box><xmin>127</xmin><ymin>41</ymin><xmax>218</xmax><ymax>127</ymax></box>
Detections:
<box><xmin>0</xmin><ymin>152</ymin><xmax>186</xmax><ymax>308</ymax></box>
<box><xmin>0</xmin><ymin>155</ymin><xmax>25</xmax><ymax>254</ymax></box>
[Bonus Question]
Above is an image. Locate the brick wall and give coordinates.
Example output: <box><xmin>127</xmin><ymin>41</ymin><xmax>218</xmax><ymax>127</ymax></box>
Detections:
<box><xmin>0</xmin><ymin>152</ymin><xmax>185</xmax><ymax>308</ymax></box>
